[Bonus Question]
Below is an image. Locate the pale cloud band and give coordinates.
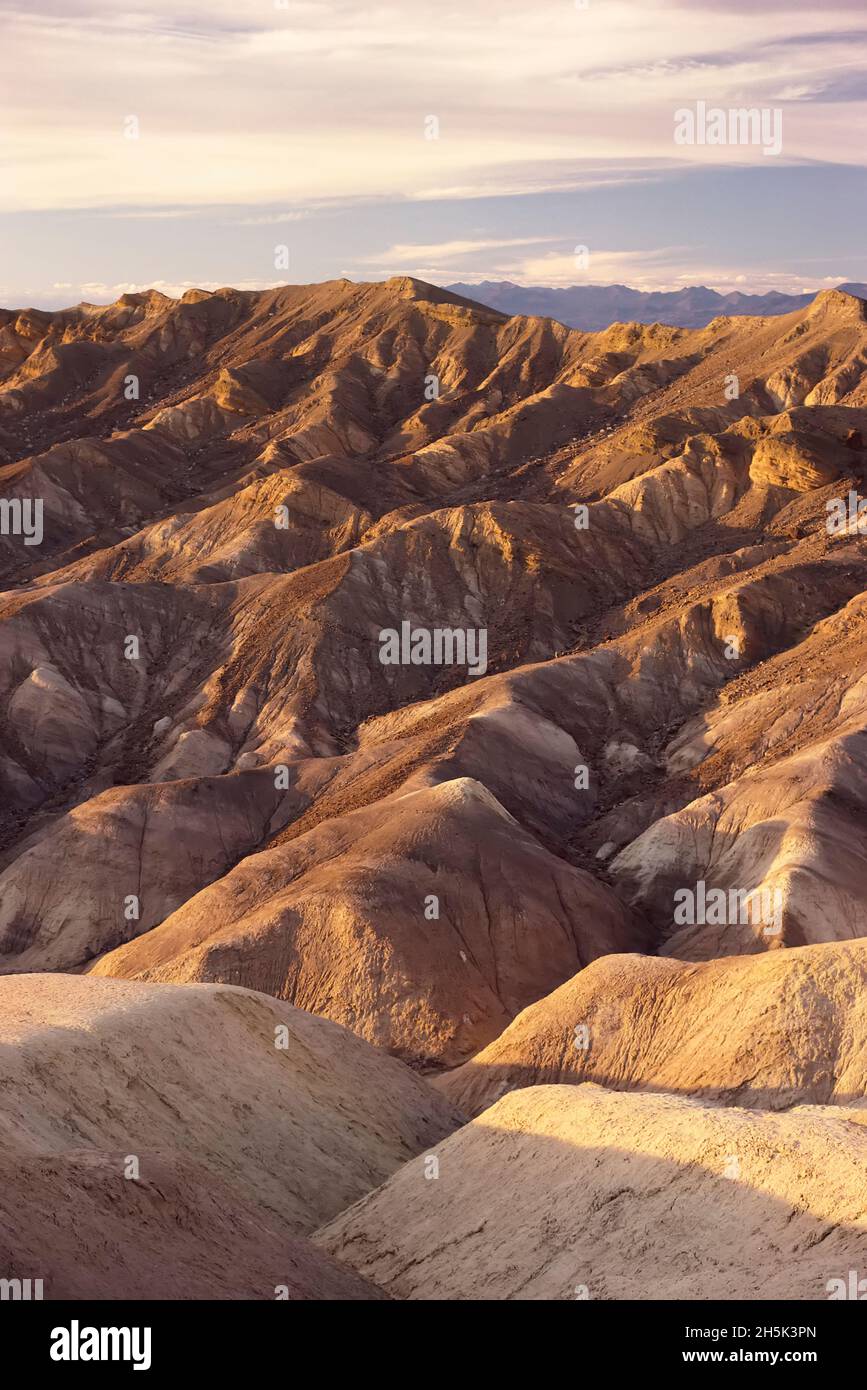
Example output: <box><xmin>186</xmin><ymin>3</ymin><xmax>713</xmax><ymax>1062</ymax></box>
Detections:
<box><xmin>3</xmin><ymin>0</ymin><xmax>867</xmax><ymax>214</ymax></box>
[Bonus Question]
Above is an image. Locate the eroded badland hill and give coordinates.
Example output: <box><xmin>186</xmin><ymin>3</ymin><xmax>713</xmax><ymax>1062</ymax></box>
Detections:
<box><xmin>3</xmin><ymin>276</ymin><xmax>867</xmax><ymax>1298</ymax></box>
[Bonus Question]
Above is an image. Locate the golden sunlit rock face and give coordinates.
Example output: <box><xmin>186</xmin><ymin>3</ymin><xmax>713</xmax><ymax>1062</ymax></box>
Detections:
<box><xmin>3</xmin><ymin>276</ymin><xmax>867</xmax><ymax>1302</ymax></box>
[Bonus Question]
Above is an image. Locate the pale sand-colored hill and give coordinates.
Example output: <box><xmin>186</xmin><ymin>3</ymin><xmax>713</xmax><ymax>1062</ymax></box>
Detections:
<box><xmin>0</xmin><ymin>975</ymin><xmax>461</xmax><ymax>1245</ymax></box>
<box><xmin>316</xmin><ymin>1084</ymin><xmax>867</xmax><ymax>1300</ymax></box>
<box><xmin>435</xmin><ymin>942</ymin><xmax>867</xmax><ymax>1116</ymax></box>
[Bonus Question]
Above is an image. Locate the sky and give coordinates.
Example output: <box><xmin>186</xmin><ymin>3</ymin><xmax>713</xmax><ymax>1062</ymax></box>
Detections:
<box><xmin>1</xmin><ymin>0</ymin><xmax>867</xmax><ymax>307</ymax></box>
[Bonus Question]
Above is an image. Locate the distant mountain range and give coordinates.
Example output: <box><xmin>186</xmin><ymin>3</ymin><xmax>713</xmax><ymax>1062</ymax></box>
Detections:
<box><xmin>445</xmin><ymin>280</ymin><xmax>867</xmax><ymax>331</ymax></box>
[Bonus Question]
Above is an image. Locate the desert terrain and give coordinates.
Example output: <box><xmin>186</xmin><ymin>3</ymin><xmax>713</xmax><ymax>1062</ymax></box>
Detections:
<box><xmin>2</xmin><ymin>275</ymin><xmax>867</xmax><ymax>1299</ymax></box>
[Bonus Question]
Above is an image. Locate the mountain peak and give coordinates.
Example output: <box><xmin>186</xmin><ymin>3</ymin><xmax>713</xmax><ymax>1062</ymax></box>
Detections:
<box><xmin>805</xmin><ymin>287</ymin><xmax>867</xmax><ymax>321</ymax></box>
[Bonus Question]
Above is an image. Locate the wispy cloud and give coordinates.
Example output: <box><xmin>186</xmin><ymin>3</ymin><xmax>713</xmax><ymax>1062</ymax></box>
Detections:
<box><xmin>359</xmin><ymin>237</ymin><xmax>561</xmax><ymax>266</ymax></box>
<box><xmin>230</xmin><ymin>211</ymin><xmax>310</xmax><ymax>226</ymax></box>
<box><xmin>435</xmin><ymin>246</ymin><xmax>690</xmax><ymax>291</ymax></box>
<box><xmin>415</xmin><ymin>246</ymin><xmax>848</xmax><ymax>297</ymax></box>
<box><xmin>3</xmin><ymin>0</ymin><xmax>867</xmax><ymax>215</ymax></box>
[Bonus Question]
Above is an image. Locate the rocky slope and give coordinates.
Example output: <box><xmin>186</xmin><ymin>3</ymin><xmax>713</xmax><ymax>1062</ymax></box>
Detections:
<box><xmin>436</xmin><ymin>942</ymin><xmax>867</xmax><ymax>1116</ymax></box>
<box><xmin>316</xmin><ymin>1084</ymin><xmax>867</xmax><ymax>1300</ymax></box>
<box><xmin>0</xmin><ymin>973</ymin><xmax>459</xmax><ymax>1297</ymax></box>
<box><xmin>88</xmin><ymin>778</ymin><xmax>642</xmax><ymax>1065</ymax></box>
<box><xmin>1</xmin><ymin>1148</ymin><xmax>385</xmax><ymax>1301</ymax></box>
